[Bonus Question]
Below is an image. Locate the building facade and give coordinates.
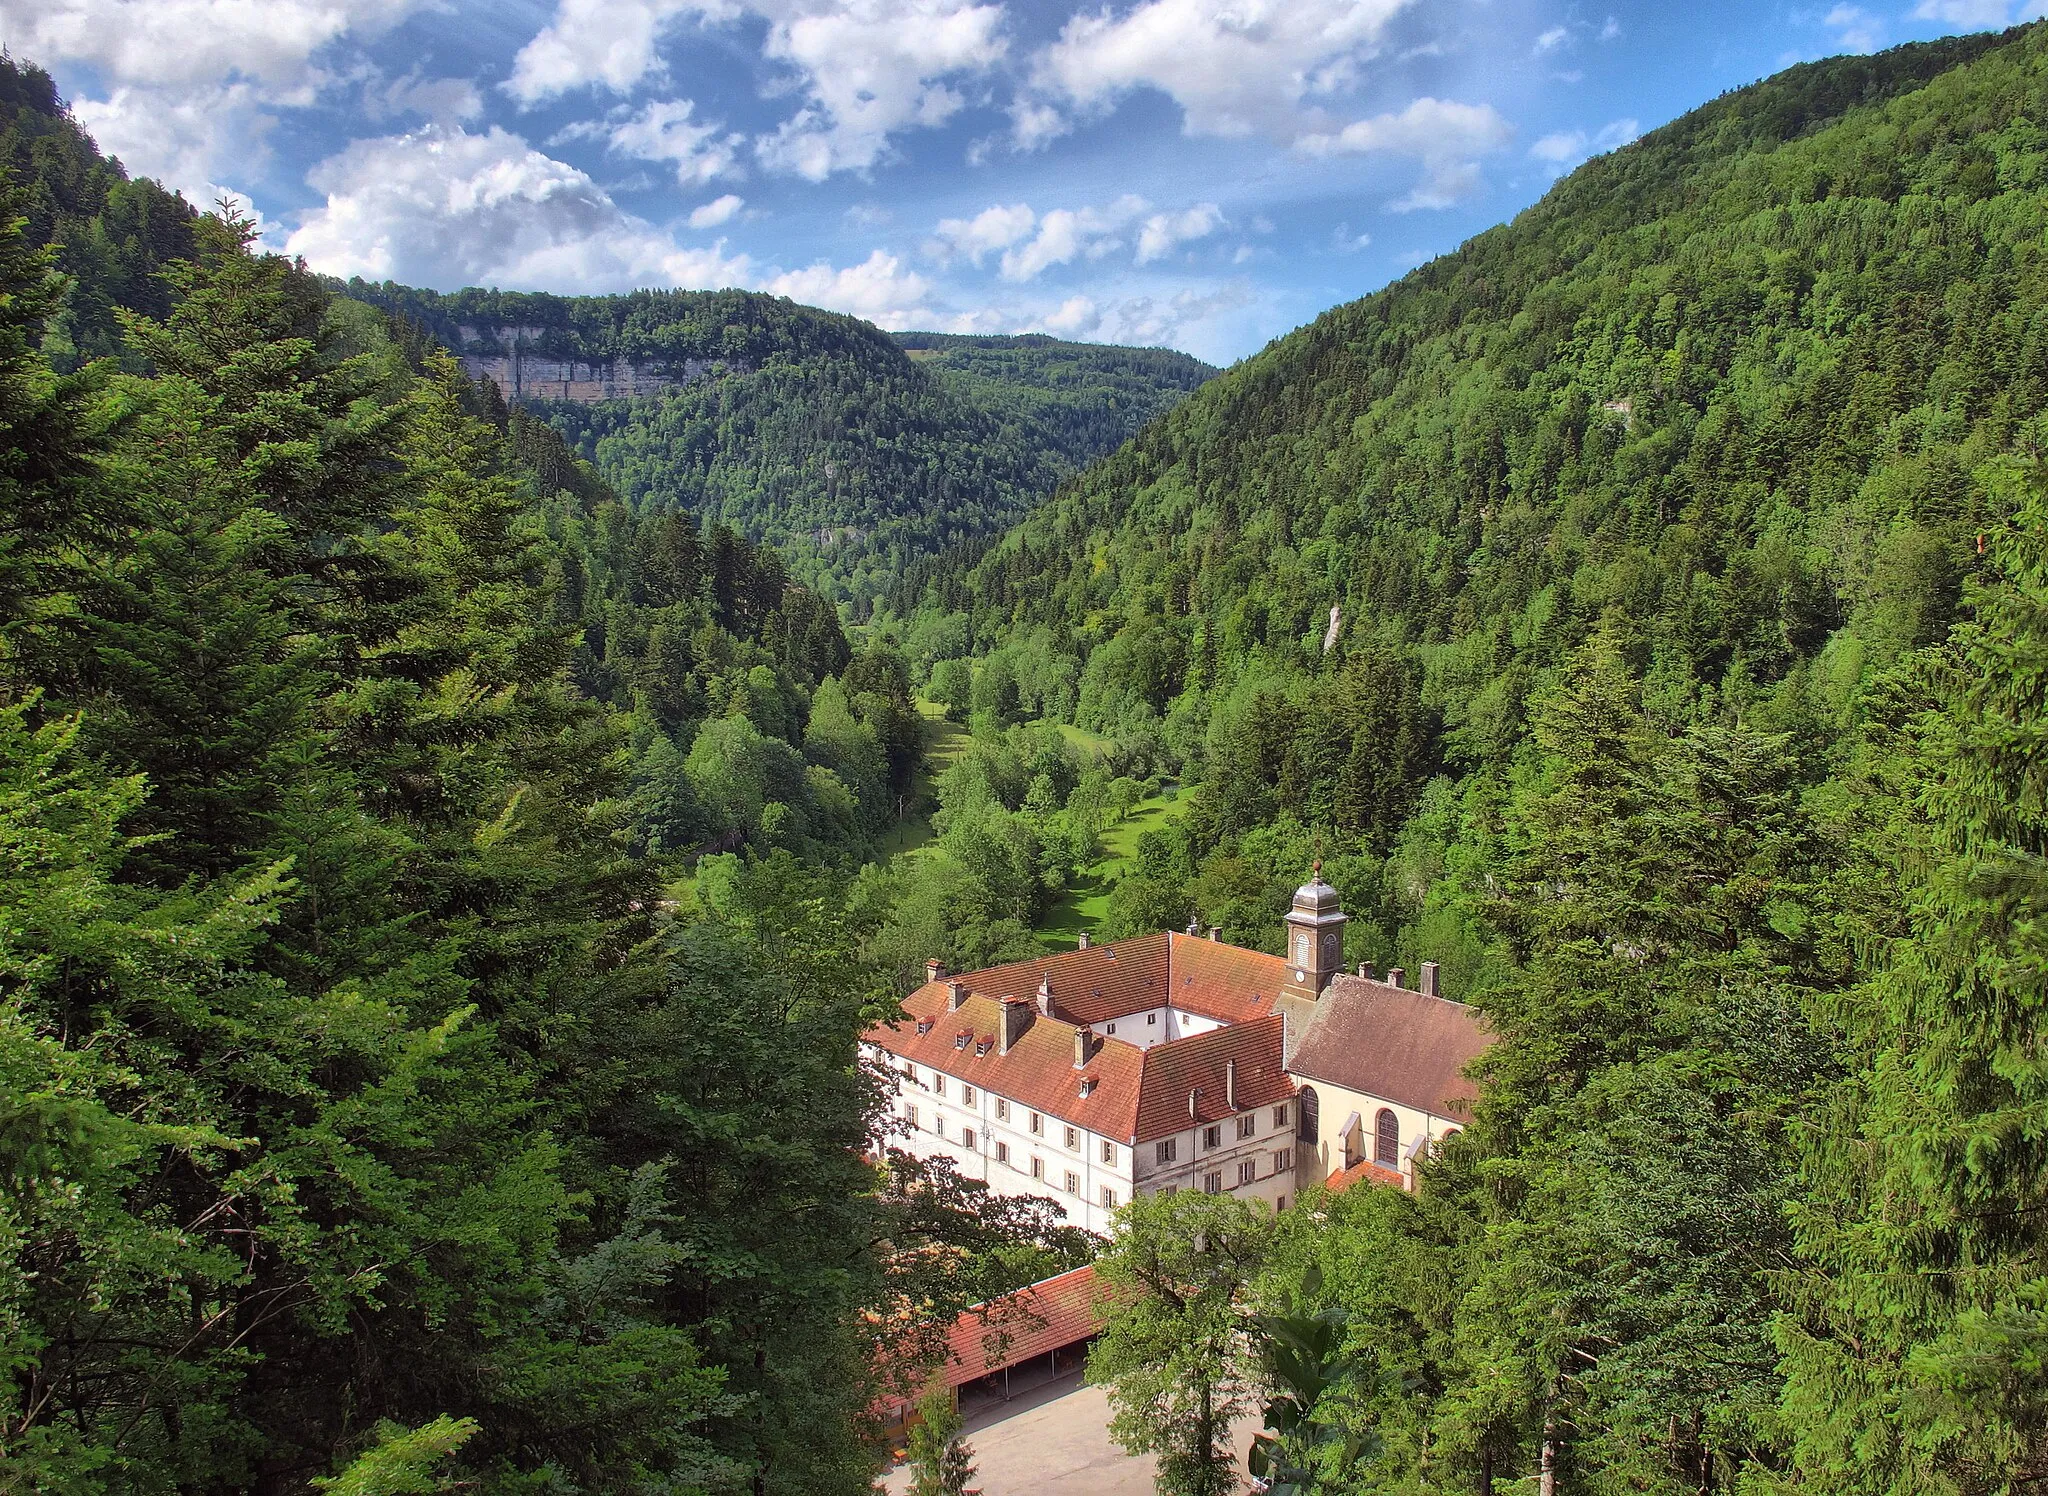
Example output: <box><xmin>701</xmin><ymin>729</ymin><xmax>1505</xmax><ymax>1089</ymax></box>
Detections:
<box><xmin>863</xmin><ymin>878</ymin><xmax>1492</xmax><ymax>1231</ymax></box>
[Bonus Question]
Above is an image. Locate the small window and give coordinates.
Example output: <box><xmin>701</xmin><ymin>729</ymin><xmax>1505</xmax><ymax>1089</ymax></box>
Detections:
<box><xmin>1236</xmin><ymin>1116</ymin><xmax>1256</xmax><ymax>1140</ymax></box>
<box><xmin>1202</xmin><ymin>1125</ymin><xmax>1221</xmax><ymax>1150</ymax></box>
<box><xmin>1031</xmin><ymin>1156</ymin><xmax>1044</xmax><ymax>1180</ymax></box>
<box><xmin>1100</xmin><ymin>1140</ymin><xmax>1116</xmax><ymax>1165</ymax></box>
<box><xmin>962</xmin><ymin>1085</ymin><xmax>976</xmax><ymax>1106</ymax></box>
<box><xmin>933</xmin><ymin>1075</ymin><xmax>947</xmax><ymax>1098</ymax></box>
<box><xmin>1237</xmin><ymin>1158</ymin><xmax>1256</xmax><ymax>1186</ymax></box>
<box><xmin>1161</xmin><ymin>1184</ymin><xmax>1178</xmax><ymax>1197</ymax></box>
<box><xmin>906</xmin><ymin>1105</ymin><xmax>920</xmax><ymax>1129</ymax></box>
<box><xmin>1064</xmin><ymin>1125</ymin><xmax>1079</xmax><ymax>1150</ymax></box>
<box><xmin>962</xmin><ymin>1128</ymin><xmax>977</xmax><ymax>1150</ymax></box>
<box><xmin>1101</xmin><ymin>1185</ymin><xmax>1118</xmax><ymax>1208</ymax></box>
<box><xmin>1147</xmin><ymin>1012</ymin><xmax>1157</xmax><ymax>1025</ymax></box>
<box><xmin>995</xmin><ymin>1098</ymin><xmax>1009</xmax><ymax>1122</ymax></box>
<box><xmin>934</xmin><ymin>1119</ymin><xmax>945</xmax><ymax>1141</ymax></box>
<box><xmin>1273</xmin><ymin>1104</ymin><xmax>1289</xmax><ymax>1128</ymax></box>
<box><xmin>1030</xmin><ymin>1111</ymin><xmax>1044</xmax><ymax>1136</ymax></box>
<box><xmin>1274</xmin><ymin>1148</ymin><xmax>1292</xmax><ymax>1173</ymax></box>
<box><xmin>1277</xmin><ymin>1193</ymin><xmax>1289</xmax><ymax>1212</ymax></box>
<box><xmin>996</xmin><ymin>1141</ymin><xmax>1010</xmax><ymax>1164</ymax></box>
<box><xmin>1106</xmin><ymin>1022</ymin><xmax>1116</xmax><ymax>1034</ymax></box>
<box><xmin>1064</xmin><ymin>1170</ymin><xmax>1080</xmax><ymax>1194</ymax></box>
<box><xmin>1155</xmin><ymin>1138</ymin><xmax>1177</xmax><ymax>1164</ymax></box>
<box><xmin>1203</xmin><ymin>1172</ymin><xmax>1222</xmax><ymax>1195</ymax></box>
<box><xmin>1375</xmin><ymin>1109</ymin><xmax>1400</xmax><ymax>1167</ymax></box>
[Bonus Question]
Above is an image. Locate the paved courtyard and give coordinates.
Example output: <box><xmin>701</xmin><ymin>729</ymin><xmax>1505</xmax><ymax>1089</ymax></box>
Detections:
<box><xmin>880</xmin><ymin>1374</ymin><xmax>1259</xmax><ymax>1496</ymax></box>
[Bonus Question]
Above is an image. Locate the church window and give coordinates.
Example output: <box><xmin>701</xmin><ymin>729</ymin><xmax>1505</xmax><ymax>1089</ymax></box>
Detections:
<box><xmin>1375</xmin><ymin>1109</ymin><xmax>1400</xmax><ymax>1166</ymax></box>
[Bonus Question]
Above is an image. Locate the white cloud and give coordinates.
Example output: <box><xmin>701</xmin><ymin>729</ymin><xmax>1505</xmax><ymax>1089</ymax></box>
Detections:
<box><xmin>1528</xmin><ymin>116</ymin><xmax>1638</xmax><ymax>177</ymax></box>
<box><xmin>690</xmin><ymin>193</ymin><xmax>747</xmax><ymax>227</ymax></box>
<box><xmin>1023</xmin><ymin>0</ymin><xmax>1414</xmax><ymax>145</ymax></box>
<box><xmin>585</xmin><ymin>98</ymin><xmax>746</xmax><ymax>185</ymax></box>
<box><xmin>750</xmin><ymin>0</ymin><xmax>1009</xmax><ymax>179</ymax></box>
<box><xmin>1534</xmin><ymin>25</ymin><xmax>1568</xmax><ymax>52</ymax></box>
<box><xmin>1598</xmin><ymin>16</ymin><xmax>1620</xmax><ymax>40</ymax></box>
<box><xmin>765</xmin><ymin>249</ymin><xmax>938</xmax><ymax>327</ymax></box>
<box><xmin>1298</xmin><ymin>96</ymin><xmax>1513</xmax><ymax>210</ymax></box>
<box><xmin>1135</xmin><ymin>203</ymin><xmax>1224</xmax><ymax>263</ymax></box>
<box><xmin>506</xmin><ymin>0</ymin><xmax>699</xmax><ymax>103</ymax></box>
<box><xmin>285</xmin><ymin>123</ymin><xmax>753</xmax><ymax>289</ymax></box>
<box><xmin>1824</xmin><ymin>4</ymin><xmax>1883</xmax><ymax>52</ymax></box>
<box><xmin>1909</xmin><ymin>0</ymin><xmax>2012</xmax><ymax>23</ymax></box>
<box><xmin>1331</xmin><ymin>223</ymin><xmax>1372</xmax><ymax>252</ymax></box>
<box><xmin>1000</xmin><ymin>194</ymin><xmax>1150</xmax><ymax>280</ymax></box>
<box><xmin>931</xmin><ymin>202</ymin><xmax>1039</xmax><ymax>264</ymax></box>
<box><xmin>510</xmin><ymin>0</ymin><xmax>1006</xmax><ymax>178</ymax></box>
<box><xmin>5</xmin><ymin>0</ymin><xmax>429</xmax><ymax>197</ymax></box>
<box><xmin>370</xmin><ymin>72</ymin><xmax>485</xmax><ymax>125</ymax></box>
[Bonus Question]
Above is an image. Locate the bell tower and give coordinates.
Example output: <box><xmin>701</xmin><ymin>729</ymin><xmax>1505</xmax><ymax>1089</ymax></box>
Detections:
<box><xmin>1281</xmin><ymin>864</ymin><xmax>1346</xmax><ymax>1002</ymax></box>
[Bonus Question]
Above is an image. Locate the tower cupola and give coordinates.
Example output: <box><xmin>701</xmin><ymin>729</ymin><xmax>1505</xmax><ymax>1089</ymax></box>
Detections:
<box><xmin>1281</xmin><ymin>864</ymin><xmax>1347</xmax><ymax>1000</ymax></box>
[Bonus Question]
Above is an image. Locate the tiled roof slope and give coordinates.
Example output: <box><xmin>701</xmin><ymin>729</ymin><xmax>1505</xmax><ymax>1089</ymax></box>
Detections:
<box><xmin>912</xmin><ymin>932</ymin><xmax>1285</xmax><ymax>1027</ymax></box>
<box><xmin>1287</xmin><ymin>976</ymin><xmax>1492</xmax><ymax>1122</ymax></box>
<box><xmin>864</xmin><ymin>989</ymin><xmax>1295</xmax><ymax>1143</ymax></box>
<box><xmin>1133</xmin><ymin>1014</ymin><xmax>1292</xmax><ymax>1143</ymax></box>
<box><xmin>1323</xmin><ymin>1158</ymin><xmax>1408</xmax><ymax>1193</ymax></box>
<box><xmin>869</xmin><ymin>988</ymin><xmax>1146</xmax><ymax>1140</ymax></box>
<box><xmin>942</xmin><ymin>1265</ymin><xmax>1120</xmax><ymax>1383</ymax></box>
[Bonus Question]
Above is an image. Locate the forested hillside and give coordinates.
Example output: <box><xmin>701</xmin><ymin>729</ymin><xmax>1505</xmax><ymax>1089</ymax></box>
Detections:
<box><xmin>879</xmin><ymin>23</ymin><xmax>2048</xmax><ymax>1491</ymax></box>
<box><xmin>0</xmin><ymin>72</ymin><xmax>1098</xmax><ymax>1493</ymax></box>
<box><xmin>340</xmin><ymin>281</ymin><xmax>1214</xmax><ymax>604</ymax></box>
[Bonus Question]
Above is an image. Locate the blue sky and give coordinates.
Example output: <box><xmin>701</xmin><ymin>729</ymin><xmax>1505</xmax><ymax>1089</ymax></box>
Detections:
<box><xmin>3</xmin><ymin>0</ymin><xmax>2039</xmax><ymax>362</ymax></box>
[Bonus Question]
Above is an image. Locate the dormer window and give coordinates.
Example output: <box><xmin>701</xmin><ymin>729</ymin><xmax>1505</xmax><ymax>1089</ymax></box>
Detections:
<box><xmin>954</xmin><ymin>1033</ymin><xmax>970</xmax><ymax>1049</ymax></box>
<box><xmin>974</xmin><ymin>1039</ymin><xmax>993</xmax><ymax>1056</ymax></box>
<box><xmin>916</xmin><ymin>1019</ymin><xmax>934</xmax><ymax>1035</ymax></box>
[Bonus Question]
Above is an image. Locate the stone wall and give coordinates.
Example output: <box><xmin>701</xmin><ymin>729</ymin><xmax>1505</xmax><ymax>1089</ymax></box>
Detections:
<box><xmin>452</xmin><ymin>325</ymin><xmax>734</xmax><ymax>405</ymax></box>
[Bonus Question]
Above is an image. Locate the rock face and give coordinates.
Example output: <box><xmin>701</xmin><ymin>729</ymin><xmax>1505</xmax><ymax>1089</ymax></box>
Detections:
<box><xmin>453</xmin><ymin>325</ymin><xmax>737</xmax><ymax>404</ymax></box>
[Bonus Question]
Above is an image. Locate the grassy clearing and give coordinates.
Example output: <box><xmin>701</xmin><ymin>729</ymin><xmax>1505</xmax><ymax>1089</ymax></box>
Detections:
<box><xmin>1037</xmin><ymin>787</ymin><xmax>1188</xmax><ymax>948</ymax></box>
<box><xmin>874</xmin><ymin>700</ymin><xmax>968</xmax><ymax>860</ymax></box>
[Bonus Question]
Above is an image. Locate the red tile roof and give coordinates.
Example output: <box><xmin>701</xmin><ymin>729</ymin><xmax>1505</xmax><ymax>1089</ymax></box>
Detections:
<box><xmin>1322</xmin><ymin>1159</ymin><xmax>1409</xmax><ymax>1193</ymax></box>
<box><xmin>1132</xmin><ymin>1014</ymin><xmax>1292</xmax><ymax>1143</ymax></box>
<box><xmin>910</xmin><ymin>932</ymin><xmax>1286</xmax><ymax>1028</ymax></box>
<box><xmin>1287</xmin><ymin>976</ymin><xmax>1492</xmax><ymax>1123</ymax></box>
<box><xmin>941</xmin><ymin>1265</ymin><xmax>1119</xmax><ymax>1385</ymax></box>
<box><xmin>864</xmin><ymin>975</ymin><xmax>1296</xmax><ymax>1143</ymax></box>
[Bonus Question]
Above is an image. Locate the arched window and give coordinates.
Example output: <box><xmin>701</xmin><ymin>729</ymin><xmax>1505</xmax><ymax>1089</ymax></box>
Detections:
<box><xmin>1296</xmin><ymin>1086</ymin><xmax>1319</xmax><ymax>1145</ymax></box>
<box><xmin>1374</xmin><ymin>1109</ymin><xmax>1400</xmax><ymax>1166</ymax></box>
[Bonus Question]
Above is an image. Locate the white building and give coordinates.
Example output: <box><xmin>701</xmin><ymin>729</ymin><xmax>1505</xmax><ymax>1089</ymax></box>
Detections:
<box><xmin>863</xmin><ymin>931</ymin><xmax>1302</xmax><ymax>1233</ymax></box>
<box><xmin>864</xmin><ymin>877</ymin><xmax>1494</xmax><ymax>1231</ymax></box>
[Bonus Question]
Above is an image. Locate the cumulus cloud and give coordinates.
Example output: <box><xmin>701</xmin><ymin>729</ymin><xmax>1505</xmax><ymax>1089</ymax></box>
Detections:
<box><xmin>765</xmin><ymin>248</ymin><xmax>939</xmax><ymax>326</ymax></box>
<box><xmin>1909</xmin><ymin>0</ymin><xmax>2013</xmax><ymax>23</ymax></box>
<box><xmin>509</xmin><ymin>0</ymin><xmax>1006</xmax><ymax>178</ymax></box>
<box><xmin>1135</xmin><ymin>203</ymin><xmax>1224</xmax><ymax>264</ymax></box>
<box><xmin>1533</xmin><ymin>25</ymin><xmax>1568</xmax><ymax>52</ymax></box>
<box><xmin>931</xmin><ymin>202</ymin><xmax>1039</xmax><ymax>265</ymax></box>
<box><xmin>567</xmin><ymin>98</ymin><xmax>747</xmax><ymax>185</ymax></box>
<box><xmin>1022</xmin><ymin>0</ymin><xmax>1413</xmax><ymax>146</ymax></box>
<box><xmin>369</xmin><ymin>72</ymin><xmax>486</xmax><ymax>125</ymax></box>
<box><xmin>1528</xmin><ymin>116</ymin><xmax>1639</xmax><ymax>177</ymax></box>
<box><xmin>284</xmin><ymin>123</ymin><xmax>752</xmax><ymax>288</ymax></box>
<box><xmin>690</xmin><ymin>193</ymin><xmax>747</xmax><ymax>227</ymax></box>
<box><xmin>1823</xmin><ymin>4</ymin><xmax>1883</xmax><ymax>52</ymax></box>
<box><xmin>998</xmin><ymin>195</ymin><xmax>1149</xmax><ymax>280</ymax></box>
<box><xmin>1298</xmin><ymin>96</ymin><xmax>1513</xmax><ymax>210</ymax></box>
<box><xmin>5</xmin><ymin>0</ymin><xmax>429</xmax><ymax>197</ymax></box>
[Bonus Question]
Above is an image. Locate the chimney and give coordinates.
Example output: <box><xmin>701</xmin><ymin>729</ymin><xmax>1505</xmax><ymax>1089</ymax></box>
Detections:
<box><xmin>1421</xmin><ymin>961</ymin><xmax>1440</xmax><ymax>998</ymax></box>
<box><xmin>1077</xmin><ymin>931</ymin><xmax>1090</xmax><ymax>950</ymax></box>
<box><xmin>999</xmin><ymin>999</ymin><xmax>1032</xmax><ymax>1055</ymax></box>
<box><xmin>1208</xmin><ymin>925</ymin><xmax>1222</xmax><ymax>942</ymax></box>
<box><xmin>1357</xmin><ymin>962</ymin><xmax>1374</xmax><ymax>979</ymax></box>
<box><xmin>1386</xmin><ymin>966</ymin><xmax>1405</xmax><ymax>989</ymax></box>
<box><xmin>948</xmin><ymin>980</ymin><xmax>967</xmax><ymax>1011</ymax></box>
<box><xmin>926</xmin><ymin>958</ymin><xmax>945</xmax><ymax>984</ymax></box>
<box><xmin>1073</xmin><ymin>1028</ymin><xmax>1093</xmax><ymax>1069</ymax></box>
<box><xmin>1225</xmin><ymin>1058</ymin><xmax>1237</xmax><ymax>1110</ymax></box>
<box><xmin>1185</xmin><ymin>917</ymin><xmax>1201</xmax><ymax>936</ymax></box>
<box><xmin>1037</xmin><ymin>974</ymin><xmax>1055</xmax><ymax>1017</ymax></box>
